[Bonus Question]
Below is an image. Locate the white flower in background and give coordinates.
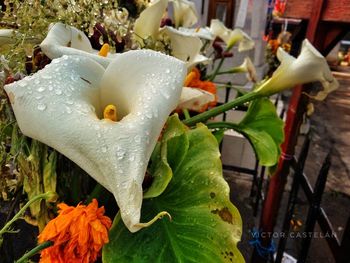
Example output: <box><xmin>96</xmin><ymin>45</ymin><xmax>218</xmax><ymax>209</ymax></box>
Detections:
<box><xmin>40</xmin><ymin>23</ymin><xmax>115</xmax><ymax>67</ymax></box>
<box><xmin>4</xmin><ymin>50</ymin><xmax>187</xmax><ymax>233</ymax></box>
<box><xmin>0</xmin><ymin>29</ymin><xmax>15</xmax><ymax>46</ymax></box>
<box><xmin>178</xmin><ymin>27</ymin><xmax>214</xmax><ymax>41</ymax></box>
<box><xmin>178</xmin><ymin>87</ymin><xmax>215</xmax><ymax>111</ymax></box>
<box><xmin>224</xmin><ymin>57</ymin><xmax>257</xmax><ymax>82</ymax></box>
<box><xmin>209</xmin><ymin>19</ymin><xmax>254</xmax><ymax>51</ymax></box>
<box><xmin>134</xmin><ymin>0</ymin><xmax>168</xmax><ymax>44</ymax></box>
<box><xmin>171</xmin><ymin>0</ymin><xmax>198</xmax><ymax>28</ymax></box>
<box><xmin>162</xmin><ymin>26</ymin><xmax>210</xmax><ymax>69</ymax></box>
<box><xmin>254</xmin><ymin>39</ymin><xmax>339</xmax><ymax>99</ymax></box>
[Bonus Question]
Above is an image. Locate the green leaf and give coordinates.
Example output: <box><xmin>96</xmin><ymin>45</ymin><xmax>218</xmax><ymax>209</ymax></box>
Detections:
<box><xmin>144</xmin><ymin>115</ymin><xmax>189</xmax><ymax>198</ymax></box>
<box><xmin>103</xmin><ymin>116</ymin><xmax>243</xmax><ymax>263</ymax></box>
<box><xmin>236</xmin><ymin>98</ymin><xmax>284</xmax><ymax>166</ymax></box>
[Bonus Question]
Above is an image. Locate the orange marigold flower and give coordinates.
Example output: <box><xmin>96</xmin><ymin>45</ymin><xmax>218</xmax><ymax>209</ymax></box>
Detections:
<box><xmin>38</xmin><ymin>199</ymin><xmax>112</xmax><ymax>263</ymax></box>
<box><xmin>185</xmin><ymin>68</ymin><xmax>217</xmax><ymax>111</ymax></box>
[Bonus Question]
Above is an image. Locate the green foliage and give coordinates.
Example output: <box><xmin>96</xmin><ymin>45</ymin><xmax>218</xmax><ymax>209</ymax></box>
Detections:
<box><xmin>103</xmin><ymin>115</ymin><xmax>243</xmax><ymax>263</ymax></box>
<box><xmin>236</xmin><ymin>98</ymin><xmax>284</xmax><ymax>166</ymax></box>
<box><xmin>207</xmin><ymin>98</ymin><xmax>284</xmax><ymax>167</ymax></box>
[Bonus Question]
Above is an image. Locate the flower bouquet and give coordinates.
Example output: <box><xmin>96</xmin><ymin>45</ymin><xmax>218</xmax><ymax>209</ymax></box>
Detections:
<box><xmin>0</xmin><ymin>0</ymin><xmax>338</xmax><ymax>262</ymax></box>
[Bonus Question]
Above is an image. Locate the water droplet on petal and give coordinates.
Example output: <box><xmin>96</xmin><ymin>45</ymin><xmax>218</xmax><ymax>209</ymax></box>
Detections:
<box><xmin>55</xmin><ymin>89</ymin><xmax>62</xmax><ymax>95</ymax></box>
<box><xmin>18</xmin><ymin>81</ymin><xmax>27</xmax><ymax>87</ymax></box>
<box><xmin>134</xmin><ymin>135</ymin><xmax>141</xmax><ymax>143</ymax></box>
<box><xmin>101</xmin><ymin>146</ymin><xmax>107</xmax><ymax>153</ymax></box>
<box><xmin>37</xmin><ymin>103</ymin><xmax>46</xmax><ymax>111</ymax></box>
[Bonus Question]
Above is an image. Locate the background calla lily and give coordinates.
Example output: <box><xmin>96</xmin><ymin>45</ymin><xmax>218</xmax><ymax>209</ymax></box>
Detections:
<box><xmin>255</xmin><ymin>39</ymin><xmax>339</xmax><ymax>98</ymax></box>
<box><xmin>178</xmin><ymin>87</ymin><xmax>215</xmax><ymax>111</ymax></box>
<box><xmin>40</xmin><ymin>22</ymin><xmax>114</xmax><ymax>67</ymax></box>
<box><xmin>225</xmin><ymin>57</ymin><xmax>257</xmax><ymax>82</ymax></box>
<box><xmin>162</xmin><ymin>26</ymin><xmax>210</xmax><ymax>69</ymax></box>
<box><xmin>0</xmin><ymin>29</ymin><xmax>15</xmax><ymax>46</ymax></box>
<box><xmin>171</xmin><ymin>0</ymin><xmax>198</xmax><ymax>28</ymax></box>
<box><xmin>4</xmin><ymin>50</ymin><xmax>187</xmax><ymax>233</ymax></box>
<box><xmin>178</xmin><ymin>27</ymin><xmax>214</xmax><ymax>41</ymax></box>
<box><xmin>210</xmin><ymin>19</ymin><xmax>254</xmax><ymax>51</ymax></box>
<box><xmin>134</xmin><ymin>0</ymin><xmax>168</xmax><ymax>44</ymax></box>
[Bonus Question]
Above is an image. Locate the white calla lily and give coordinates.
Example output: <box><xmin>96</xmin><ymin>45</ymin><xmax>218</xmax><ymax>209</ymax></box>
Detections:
<box><xmin>171</xmin><ymin>0</ymin><xmax>198</xmax><ymax>28</ymax></box>
<box><xmin>0</xmin><ymin>29</ymin><xmax>15</xmax><ymax>46</ymax></box>
<box><xmin>4</xmin><ymin>50</ymin><xmax>186</xmax><ymax>232</ymax></box>
<box><xmin>162</xmin><ymin>26</ymin><xmax>210</xmax><ymax>69</ymax></box>
<box><xmin>178</xmin><ymin>27</ymin><xmax>214</xmax><ymax>41</ymax></box>
<box><xmin>222</xmin><ymin>57</ymin><xmax>257</xmax><ymax>82</ymax></box>
<box><xmin>40</xmin><ymin>22</ymin><xmax>114</xmax><ymax>67</ymax></box>
<box><xmin>255</xmin><ymin>39</ymin><xmax>339</xmax><ymax>98</ymax></box>
<box><xmin>209</xmin><ymin>19</ymin><xmax>254</xmax><ymax>51</ymax></box>
<box><xmin>178</xmin><ymin>87</ymin><xmax>215</xmax><ymax>111</ymax></box>
<box><xmin>134</xmin><ymin>0</ymin><xmax>168</xmax><ymax>44</ymax></box>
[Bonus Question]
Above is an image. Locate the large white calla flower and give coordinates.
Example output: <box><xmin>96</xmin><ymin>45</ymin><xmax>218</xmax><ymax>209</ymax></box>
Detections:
<box><xmin>255</xmin><ymin>39</ymin><xmax>338</xmax><ymax>98</ymax></box>
<box><xmin>134</xmin><ymin>0</ymin><xmax>168</xmax><ymax>44</ymax></box>
<box><xmin>40</xmin><ymin>23</ymin><xmax>114</xmax><ymax>67</ymax></box>
<box><xmin>162</xmin><ymin>26</ymin><xmax>210</xmax><ymax>69</ymax></box>
<box><xmin>209</xmin><ymin>19</ymin><xmax>254</xmax><ymax>51</ymax></box>
<box><xmin>171</xmin><ymin>0</ymin><xmax>198</xmax><ymax>28</ymax></box>
<box><xmin>4</xmin><ymin>50</ymin><xmax>186</xmax><ymax>232</ymax></box>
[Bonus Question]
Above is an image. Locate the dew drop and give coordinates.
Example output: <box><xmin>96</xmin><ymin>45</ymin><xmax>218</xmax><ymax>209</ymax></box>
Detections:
<box><xmin>55</xmin><ymin>89</ymin><xmax>62</xmax><ymax>95</ymax></box>
<box><xmin>41</xmin><ymin>74</ymin><xmax>52</xmax><ymax>79</ymax></box>
<box><xmin>18</xmin><ymin>81</ymin><xmax>27</xmax><ymax>87</ymax></box>
<box><xmin>37</xmin><ymin>103</ymin><xmax>46</xmax><ymax>111</ymax></box>
<box><xmin>165</xmin><ymin>69</ymin><xmax>171</xmax><ymax>73</ymax></box>
<box><xmin>101</xmin><ymin>146</ymin><xmax>107</xmax><ymax>153</ymax></box>
<box><xmin>66</xmin><ymin>106</ymin><xmax>72</xmax><ymax>114</ymax></box>
<box><xmin>134</xmin><ymin>135</ymin><xmax>141</xmax><ymax>143</ymax></box>
<box><xmin>37</xmin><ymin>86</ymin><xmax>46</xmax><ymax>92</ymax></box>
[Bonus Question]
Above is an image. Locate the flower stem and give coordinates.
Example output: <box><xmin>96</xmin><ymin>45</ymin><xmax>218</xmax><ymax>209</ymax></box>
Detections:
<box><xmin>86</xmin><ymin>183</ymin><xmax>105</xmax><ymax>204</ymax></box>
<box><xmin>182</xmin><ymin>91</ymin><xmax>259</xmax><ymax>126</ymax></box>
<box><xmin>15</xmin><ymin>240</ymin><xmax>53</xmax><ymax>263</ymax></box>
<box><xmin>0</xmin><ymin>192</ymin><xmax>56</xmax><ymax>237</ymax></box>
<box><xmin>182</xmin><ymin>109</ymin><xmax>191</xmax><ymax>120</ymax></box>
<box><xmin>207</xmin><ymin>56</ymin><xmax>226</xmax><ymax>81</ymax></box>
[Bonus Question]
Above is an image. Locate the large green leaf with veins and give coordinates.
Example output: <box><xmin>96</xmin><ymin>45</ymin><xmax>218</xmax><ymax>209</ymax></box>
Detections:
<box><xmin>103</xmin><ymin>115</ymin><xmax>244</xmax><ymax>263</ymax></box>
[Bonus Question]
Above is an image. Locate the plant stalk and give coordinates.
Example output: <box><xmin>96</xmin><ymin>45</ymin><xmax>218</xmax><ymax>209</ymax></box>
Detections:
<box><xmin>15</xmin><ymin>241</ymin><xmax>53</xmax><ymax>263</ymax></box>
<box><xmin>183</xmin><ymin>91</ymin><xmax>259</xmax><ymax>126</ymax></box>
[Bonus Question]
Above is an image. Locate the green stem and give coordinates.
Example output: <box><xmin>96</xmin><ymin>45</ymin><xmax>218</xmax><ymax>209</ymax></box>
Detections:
<box><xmin>215</xmin><ymin>67</ymin><xmax>244</xmax><ymax>75</ymax></box>
<box><xmin>206</xmin><ymin>121</ymin><xmax>240</xmax><ymax>130</ymax></box>
<box><xmin>183</xmin><ymin>91</ymin><xmax>259</xmax><ymax>126</ymax></box>
<box><xmin>86</xmin><ymin>183</ymin><xmax>104</xmax><ymax>204</ymax></box>
<box><xmin>15</xmin><ymin>241</ymin><xmax>53</xmax><ymax>263</ymax></box>
<box><xmin>0</xmin><ymin>192</ymin><xmax>55</xmax><ymax>236</ymax></box>
<box><xmin>182</xmin><ymin>109</ymin><xmax>191</xmax><ymax>120</ymax></box>
<box><xmin>207</xmin><ymin>56</ymin><xmax>226</xmax><ymax>81</ymax></box>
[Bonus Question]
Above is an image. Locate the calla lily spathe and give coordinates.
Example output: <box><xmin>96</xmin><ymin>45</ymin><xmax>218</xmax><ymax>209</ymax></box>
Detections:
<box><xmin>255</xmin><ymin>39</ymin><xmax>338</xmax><ymax>99</ymax></box>
<box><xmin>178</xmin><ymin>27</ymin><xmax>214</xmax><ymax>41</ymax></box>
<box><xmin>134</xmin><ymin>0</ymin><xmax>168</xmax><ymax>44</ymax></box>
<box><xmin>178</xmin><ymin>87</ymin><xmax>215</xmax><ymax>111</ymax></box>
<box><xmin>40</xmin><ymin>23</ymin><xmax>114</xmax><ymax>67</ymax></box>
<box><xmin>171</xmin><ymin>0</ymin><xmax>198</xmax><ymax>28</ymax></box>
<box><xmin>209</xmin><ymin>19</ymin><xmax>254</xmax><ymax>51</ymax></box>
<box><xmin>4</xmin><ymin>50</ymin><xmax>187</xmax><ymax>232</ymax></box>
<box><xmin>231</xmin><ymin>57</ymin><xmax>257</xmax><ymax>82</ymax></box>
<box><xmin>162</xmin><ymin>26</ymin><xmax>210</xmax><ymax>69</ymax></box>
